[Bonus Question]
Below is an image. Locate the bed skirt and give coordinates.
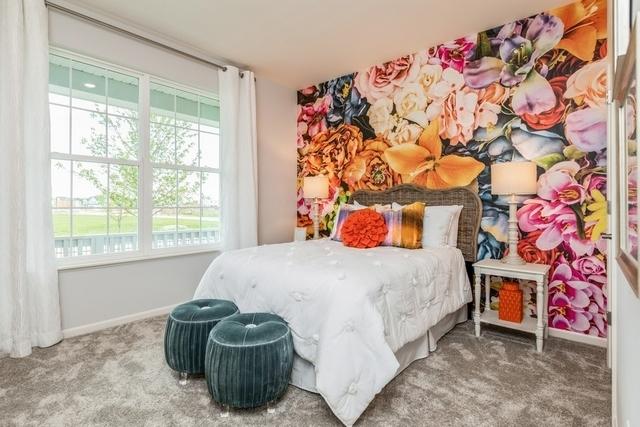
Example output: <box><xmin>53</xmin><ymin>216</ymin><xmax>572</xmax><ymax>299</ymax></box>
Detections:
<box><xmin>290</xmin><ymin>306</ymin><xmax>468</xmax><ymax>393</ymax></box>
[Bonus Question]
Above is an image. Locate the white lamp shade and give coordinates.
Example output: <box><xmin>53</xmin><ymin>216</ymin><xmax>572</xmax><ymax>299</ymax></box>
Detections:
<box><xmin>303</xmin><ymin>175</ymin><xmax>329</xmax><ymax>199</ymax></box>
<box><xmin>490</xmin><ymin>162</ymin><xmax>538</xmax><ymax>195</ymax></box>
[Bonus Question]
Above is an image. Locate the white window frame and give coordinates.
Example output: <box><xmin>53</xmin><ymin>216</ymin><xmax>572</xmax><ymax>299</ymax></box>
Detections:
<box><xmin>51</xmin><ymin>48</ymin><xmax>221</xmax><ymax>270</ymax></box>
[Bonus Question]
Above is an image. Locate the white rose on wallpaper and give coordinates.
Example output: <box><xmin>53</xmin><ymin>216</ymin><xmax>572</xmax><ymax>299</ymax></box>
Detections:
<box><xmin>427</xmin><ymin>67</ymin><xmax>465</xmax><ymax>100</ymax></box>
<box><xmin>384</xmin><ymin>116</ymin><xmax>422</xmax><ymax>145</ymax></box>
<box><xmin>415</xmin><ymin>64</ymin><xmax>443</xmax><ymax>97</ymax></box>
<box><xmin>393</xmin><ymin>83</ymin><xmax>428</xmax><ymax>118</ymax></box>
<box><xmin>426</xmin><ymin>100</ymin><xmax>444</xmax><ymax>122</ymax></box>
<box><xmin>368</xmin><ymin>97</ymin><xmax>394</xmax><ymax>135</ymax></box>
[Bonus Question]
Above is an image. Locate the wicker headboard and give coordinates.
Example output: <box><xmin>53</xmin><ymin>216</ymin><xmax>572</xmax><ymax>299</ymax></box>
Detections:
<box><xmin>349</xmin><ymin>184</ymin><xmax>482</xmax><ymax>262</ymax></box>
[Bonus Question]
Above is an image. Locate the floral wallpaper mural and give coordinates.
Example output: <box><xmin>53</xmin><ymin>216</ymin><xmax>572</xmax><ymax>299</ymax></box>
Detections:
<box><xmin>296</xmin><ymin>0</ymin><xmax>607</xmax><ymax>338</ymax></box>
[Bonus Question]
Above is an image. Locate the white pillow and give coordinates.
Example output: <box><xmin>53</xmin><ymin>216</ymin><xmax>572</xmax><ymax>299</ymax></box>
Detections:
<box><xmin>422</xmin><ymin>205</ymin><xmax>463</xmax><ymax>248</ymax></box>
<box><xmin>385</xmin><ymin>202</ymin><xmax>464</xmax><ymax>248</ymax></box>
<box><xmin>446</xmin><ymin>205</ymin><xmax>464</xmax><ymax>247</ymax></box>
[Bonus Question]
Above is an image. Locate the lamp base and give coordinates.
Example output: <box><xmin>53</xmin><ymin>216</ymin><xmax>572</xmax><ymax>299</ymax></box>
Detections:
<box><xmin>501</xmin><ymin>195</ymin><xmax>526</xmax><ymax>266</ymax></box>
<box><xmin>312</xmin><ymin>199</ymin><xmax>320</xmax><ymax>240</ymax></box>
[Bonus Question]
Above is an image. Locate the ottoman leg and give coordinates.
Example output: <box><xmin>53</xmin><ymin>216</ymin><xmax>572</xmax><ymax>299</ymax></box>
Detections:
<box><xmin>266</xmin><ymin>401</ymin><xmax>276</xmax><ymax>415</ymax></box>
<box><xmin>179</xmin><ymin>372</ymin><xmax>188</xmax><ymax>386</ymax></box>
<box><xmin>210</xmin><ymin>399</ymin><xmax>230</xmax><ymax>418</ymax></box>
<box><xmin>219</xmin><ymin>403</ymin><xmax>230</xmax><ymax>418</ymax></box>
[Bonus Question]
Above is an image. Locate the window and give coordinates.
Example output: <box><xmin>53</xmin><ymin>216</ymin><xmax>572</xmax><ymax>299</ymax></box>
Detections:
<box><xmin>149</xmin><ymin>83</ymin><xmax>220</xmax><ymax>249</ymax></box>
<box><xmin>49</xmin><ymin>51</ymin><xmax>220</xmax><ymax>263</ymax></box>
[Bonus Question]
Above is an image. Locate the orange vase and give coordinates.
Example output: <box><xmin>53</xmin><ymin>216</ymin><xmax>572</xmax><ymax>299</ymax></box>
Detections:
<box><xmin>498</xmin><ymin>281</ymin><xmax>523</xmax><ymax>323</ymax></box>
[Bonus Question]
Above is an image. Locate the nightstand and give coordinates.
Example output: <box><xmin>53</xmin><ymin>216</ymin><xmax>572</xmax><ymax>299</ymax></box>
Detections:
<box><xmin>472</xmin><ymin>259</ymin><xmax>551</xmax><ymax>352</ymax></box>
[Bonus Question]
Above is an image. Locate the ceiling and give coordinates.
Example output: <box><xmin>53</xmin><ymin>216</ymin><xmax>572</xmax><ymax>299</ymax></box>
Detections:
<box><xmin>62</xmin><ymin>0</ymin><xmax>574</xmax><ymax>89</ymax></box>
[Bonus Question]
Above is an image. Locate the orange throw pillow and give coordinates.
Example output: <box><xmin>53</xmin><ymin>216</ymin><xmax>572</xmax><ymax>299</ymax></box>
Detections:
<box><xmin>341</xmin><ymin>209</ymin><xmax>388</xmax><ymax>249</ymax></box>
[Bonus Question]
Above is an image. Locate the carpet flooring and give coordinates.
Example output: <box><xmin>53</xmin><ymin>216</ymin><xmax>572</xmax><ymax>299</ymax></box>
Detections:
<box><xmin>0</xmin><ymin>317</ymin><xmax>610</xmax><ymax>427</ymax></box>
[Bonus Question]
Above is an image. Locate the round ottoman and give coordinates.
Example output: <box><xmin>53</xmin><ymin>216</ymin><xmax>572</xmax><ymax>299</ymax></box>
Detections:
<box><xmin>164</xmin><ymin>299</ymin><xmax>239</xmax><ymax>380</ymax></box>
<box><xmin>205</xmin><ymin>313</ymin><xmax>293</xmax><ymax>409</ymax></box>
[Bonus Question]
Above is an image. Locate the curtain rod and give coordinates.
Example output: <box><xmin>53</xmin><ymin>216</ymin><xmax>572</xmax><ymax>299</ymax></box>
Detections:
<box><xmin>45</xmin><ymin>1</ymin><xmax>229</xmax><ymax>72</ymax></box>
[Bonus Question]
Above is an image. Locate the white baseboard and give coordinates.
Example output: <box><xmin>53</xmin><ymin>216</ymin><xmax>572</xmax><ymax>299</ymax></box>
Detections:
<box><xmin>62</xmin><ymin>304</ymin><xmax>178</xmax><ymax>339</ymax></box>
<box><xmin>549</xmin><ymin>328</ymin><xmax>607</xmax><ymax>348</ymax></box>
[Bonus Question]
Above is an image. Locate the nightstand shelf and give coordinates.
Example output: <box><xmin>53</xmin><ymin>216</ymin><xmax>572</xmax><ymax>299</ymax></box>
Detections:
<box><xmin>472</xmin><ymin>259</ymin><xmax>551</xmax><ymax>352</ymax></box>
<box><xmin>479</xmin><ymin>310</ymin><xmax>537</xmax><ymax>334</ymax></box>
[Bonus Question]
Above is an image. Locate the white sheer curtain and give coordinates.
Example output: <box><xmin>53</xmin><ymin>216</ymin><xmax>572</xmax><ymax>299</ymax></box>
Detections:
<box><xmin>0</xmin><ymin>0</ymin><xmax>62</xmax><ymax>357</ymax></box>
<box><xmin>218</xmin><ymin>66</ymin><xmax>258</xmax><ymax>250</ymax></box>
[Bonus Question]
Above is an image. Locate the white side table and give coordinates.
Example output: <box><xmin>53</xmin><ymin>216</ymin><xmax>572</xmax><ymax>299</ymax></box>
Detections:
<box><xmin>472</xmin><ymin>259</ymin><xmax>551</xmax><ymax>352</ymax></box>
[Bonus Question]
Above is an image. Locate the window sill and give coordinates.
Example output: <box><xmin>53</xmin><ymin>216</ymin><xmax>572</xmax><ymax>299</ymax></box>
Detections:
<box><xmin>56</xmin><ymin>245</ymin><xmax>221</xmax><ymax>271</ymax></box>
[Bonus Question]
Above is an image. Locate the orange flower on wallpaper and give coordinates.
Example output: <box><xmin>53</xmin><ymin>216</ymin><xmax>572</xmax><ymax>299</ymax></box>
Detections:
<box><xmin>550</xmin><ymin>0</ymin><xmax>606</xmax><ymax>61</ymax></box>
<box><xmin>299</xmin><ymin>124</ymin><xmax>363</xmax><ymax>186</ymax></box>
<box><xmin>382</xmin><ymin>121</ymin><xmax>485</xmax><ymax>189</ymax></box>
<box><xmin>343</xmin><ymin>137</ymin><xmax>399</xmax><ymax>191</ymax></box>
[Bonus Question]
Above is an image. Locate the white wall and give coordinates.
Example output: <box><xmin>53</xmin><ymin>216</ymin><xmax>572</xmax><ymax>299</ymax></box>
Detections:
<box><xmin>615</xmin><ymin>267</ymin><xmax>640</xmax><ymax>426</ymax></box>
<box><xmin>58</xmin><ymin>252</ymin><xmax>216</xmax><ymax>330</ymax></box>
<box><xmin>49</xmin><ymin>9</ymin><xmax>297</xmax><ymax>331</ymax></box>
<box><xmin>255</xmin><ymin>78</ymin><xmax>298</xmax><ymax>244</ymax></box>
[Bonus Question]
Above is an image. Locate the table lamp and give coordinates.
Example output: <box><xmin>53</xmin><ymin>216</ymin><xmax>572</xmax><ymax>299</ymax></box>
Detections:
<box><xmin>303</xmin><ymin>175</ymin><xmax>329</xmax><ymax>239</ymax></box>
<box><xmin>491</xmin><ymin>161</ymin><xmax>538</xmax><ymax>265</ymax></box>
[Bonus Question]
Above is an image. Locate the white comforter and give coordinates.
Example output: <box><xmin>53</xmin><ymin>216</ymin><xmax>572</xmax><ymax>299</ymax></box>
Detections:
<box><xmin>194</xmin><ymin>239</ymin><xmax>471</xmax><ymax>426</ymax></box>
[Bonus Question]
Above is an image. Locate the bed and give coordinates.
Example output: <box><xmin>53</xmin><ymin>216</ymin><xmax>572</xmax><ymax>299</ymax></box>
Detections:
<box><xmin>193</xmin><ymin>184</ymin><xmax>482</xmax><ymax>426</ymax></box>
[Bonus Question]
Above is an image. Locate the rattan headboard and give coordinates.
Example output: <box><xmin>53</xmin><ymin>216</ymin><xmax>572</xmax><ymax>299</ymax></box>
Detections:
<box><xmin>349</xmin><ymin>184</ymin><xmax>482</xmax><ymax>262</ymax></box>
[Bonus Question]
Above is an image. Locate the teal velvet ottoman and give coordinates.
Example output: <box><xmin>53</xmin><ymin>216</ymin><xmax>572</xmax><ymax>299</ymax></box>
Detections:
<box><xmin>205</xmin><ymin>313</ymin><xmax>293</xmax><ymax>410</ymax></box>
<box><xmin>164</xmin><ymin>299</ymin><xmax>238</xmax><ymax>383</ymax></box>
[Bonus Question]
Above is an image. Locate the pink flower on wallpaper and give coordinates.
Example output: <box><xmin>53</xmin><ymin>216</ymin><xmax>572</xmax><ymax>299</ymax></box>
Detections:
<box><xmin>571</xmin><ymin>255</ymin><xmax>607</xmax><ymax>310</ymax></box>
<box><xmin>439</xmin><ymin>88</ymin><xmax>479</xmax><ymax>146</ymax></box>
<box><xmin>435</xmin><ymin>36</ymin><xmax>476</xmax><ymax>72</ymax></box>
<box><xmin>297</xmin><ymin>95</ymin><xmax>332</xmax><ymax>148</ymax></box>
<box><xmin>583</xmin><ymin>173</ymin><xmax>606</xmax><ymax>193</ymax></box>
<box><xmin>426</xmin><ymin>68</ymin><xmax>485</xmax><ymax>146</ymax></box>
<box><xmin>299</xmin><ymin>85</ymin><xmax>319</xmax><ymax>97</ymax></box>
<box><xmin>518</xmin><ymin>198</ymin><xmax>596</xmax><ymax>256</ymax></box>
<box><xmin>572</xmin><ymin>255</ymin><xmax>605</xmax><ymax>277</ymax></box>
<box><xmin>548</xmin><ymin>263</ymin><xmax>592</xmax><ymax>332</ymax></box>
<box><xmin>354</xmin><ymin>55</ymin><xmax>420</xmax><ymax>102</ymax></box>
<box><xmin>587</xmin><ymin>310</ymin><xmax>607</xmax><ymax>337</ymax></box>
<box><xmin>296</xmin><ymin>186</ymin><xmax>310</xmax><ymax>216</ymax></box>
<box><xmin>536</xmin><ymin>161</ymin><xmax>586</xmax><ymax>205</ymax></box>
<box><xmin>546</xmin><ymin>257</ymin><xmax>607</xmax><ymax>337</ymax></box>
<box><xmin>565</xmin><ymin>106</ymin><xmax>607</xmax><ymax>153</ymax></box>
<box><xmin>518</xmin><ymin>199</ymin><xmax>572</xmax><ymax>246</ymax></box>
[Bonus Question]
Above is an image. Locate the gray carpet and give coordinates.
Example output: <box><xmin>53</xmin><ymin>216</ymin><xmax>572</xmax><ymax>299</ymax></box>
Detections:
<box><xmin>0</xmin><ymin>317</ymin><xmax>610</xmax><ymax>427</ymax></box>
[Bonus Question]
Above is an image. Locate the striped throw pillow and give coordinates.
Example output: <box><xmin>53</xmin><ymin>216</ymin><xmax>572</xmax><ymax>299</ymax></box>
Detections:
<box><xmin>380</xmin><ymin>202</ymin><xmax>425</xmax><ymax>249</ymax></box>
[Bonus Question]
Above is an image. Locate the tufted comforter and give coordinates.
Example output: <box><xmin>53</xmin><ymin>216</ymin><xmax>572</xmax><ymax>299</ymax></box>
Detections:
<box><xmin>194</xmin><ymin>239</ymin><xmax>472</xmax><ymax>426</ymax></box>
